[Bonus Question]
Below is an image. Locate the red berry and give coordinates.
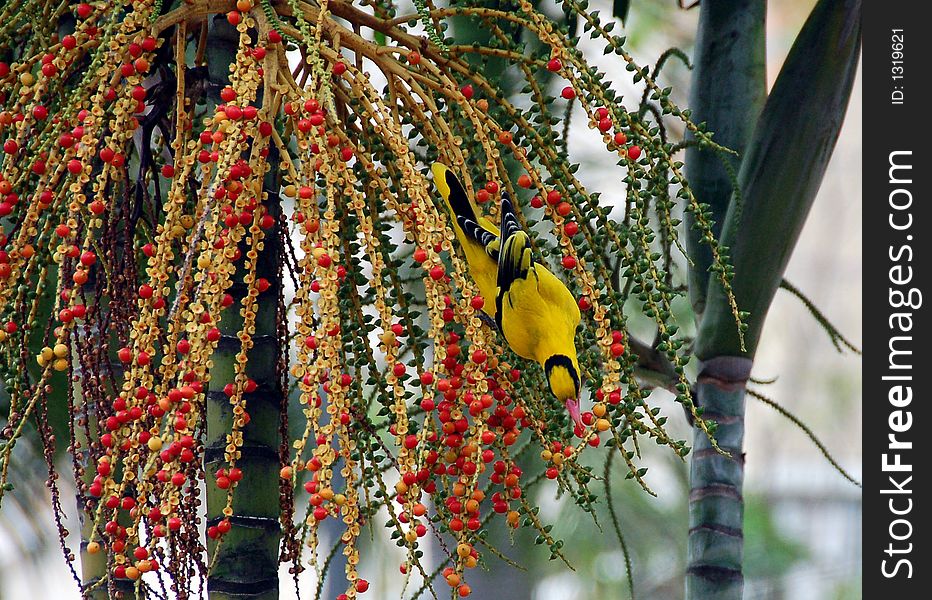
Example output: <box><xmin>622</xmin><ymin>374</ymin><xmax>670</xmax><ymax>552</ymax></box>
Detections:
<box><xmin>332</xmin><ymin>61</ymin><xmax>347</xmax><ymax>75</ymax></box>
<box><xmin>461</xmin><ymin>84</ymin><xmax>474</xmax><ymax>100</ymax></box>
<box><xmin>561</xmin><ymin>255</ymin><xmax>576</xmax><ymax>269</ymax></box>
<box><xmin>598</xmin><ymin>117</ymin><xmax>613</xmax><ymax>132</ymax></box>
<box><xmin>613</xmin><ymin>132</ymin><xmax>627</xmax><ymax>145</ymax></box>
<box><xmin>628</xmin><ymin>145</ymin><xmax>642</xmax><ymax>160</ymax></box>
<box><xmin>611</xmin><ymin>343</ymin><xmax>625</xmax><ymax>357</ymax></box>
<box><xmin>546</xmin><ymin>58</ymin><xmax>562</xmax><ymax>72</ymax></box>
<box><xmin>561</xmin><ymin>86</ymin><xmax>576</xmax><ymax>100</ymax></box>
<box><xmin>530</xmin><ymin>196</ymin><xmax>544</xmax><ymax>209</ymax></box>
<box><xmin>517</xmin><ymin>174</ymin><xmax>532</xmax><ymax>189</ymax></box>
<box><xmin>556</xmin><ymin>202</ymin><xmax>572</xmax><ymax>217</ymax></box>
<box><xmin>76</xmin><ymin>3</ymin><xmax>92</xmax><ymax>18</ymax></box>
<box><xmin>407</xmin><ymin>51</ymin><xmax>421</xmax><ymax>65</ymax></box>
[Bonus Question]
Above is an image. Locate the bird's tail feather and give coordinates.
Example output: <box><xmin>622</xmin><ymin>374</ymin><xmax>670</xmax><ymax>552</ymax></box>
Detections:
<box><xmin>431</xmin><ymin>163</ymin><xmax>478</xmax><ymax>225</ymax></box>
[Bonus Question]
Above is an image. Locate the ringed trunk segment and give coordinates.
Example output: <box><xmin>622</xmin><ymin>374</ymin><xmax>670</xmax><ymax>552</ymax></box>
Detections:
<box><xmin>686</xmin><ymin>356</ymin><xmax>752</xmax><ymax>600</ymax></box>
<box><xmin>204</xmin><ymin>14</ymin><xmax>284</xmax><ymax>600</ymax></box>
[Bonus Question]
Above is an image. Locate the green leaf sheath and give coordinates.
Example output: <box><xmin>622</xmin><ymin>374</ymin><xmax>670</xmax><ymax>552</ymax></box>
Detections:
<box><xmin>684</xmin><ymin>0</ymin><xmax>766</xmax><ymax>318</ymax></box>
<box><xmin>686</xmin><ymin>357</ymin><xmax>752</xmax><ymax>600</ymax></box>
<box><xmin>695</xmin><ymin>0</ymin><xmax>862</xmax><ymax>360</ymax></box>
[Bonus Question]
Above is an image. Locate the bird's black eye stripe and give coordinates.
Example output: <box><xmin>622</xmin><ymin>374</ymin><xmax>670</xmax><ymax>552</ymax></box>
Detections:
<box><xmin>544</xmin><ymin>354</ymin><xmax>580</xmax><ymax>395</ymax></box>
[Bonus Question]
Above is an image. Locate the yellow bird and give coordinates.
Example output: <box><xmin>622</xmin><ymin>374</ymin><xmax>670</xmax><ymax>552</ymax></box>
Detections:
<box><xmin>432</xmin><ymin>163</ymin><xmax>583</xmax><ymax>428</ymax></box>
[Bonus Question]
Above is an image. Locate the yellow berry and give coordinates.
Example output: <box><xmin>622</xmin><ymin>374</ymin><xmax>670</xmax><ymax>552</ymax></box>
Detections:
<box><xmin>53</xmin><ymin>343</ymin><xmax>68</xmax><ymax>358</ymax></box>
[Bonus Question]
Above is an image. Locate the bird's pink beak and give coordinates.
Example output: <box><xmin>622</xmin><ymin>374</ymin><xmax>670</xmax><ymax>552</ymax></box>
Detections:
<box><xmin>565</xmin><ymin>396</ymin><xmax>583</xmax><ymax>430</ymax></box>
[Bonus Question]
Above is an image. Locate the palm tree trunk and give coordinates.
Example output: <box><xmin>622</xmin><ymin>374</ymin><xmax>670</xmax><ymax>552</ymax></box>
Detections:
<box><xmin>683</xmin><ymin>3</ymin><xmax>764</xmax><ymax>598</ymax></box>
<box><xmin>686</xmin><ymin>357</ymin><xmax>751</xmax><ymax>600</ymax></box>
<box><xmin>685</xmin><ymin>2</ymin><xmax>860</xmax><ymax>598</ymax></box>
<box><xmin>203</xmin><ymin>15</ymin><xmax>284</xmax><ymax>600</ymax></box>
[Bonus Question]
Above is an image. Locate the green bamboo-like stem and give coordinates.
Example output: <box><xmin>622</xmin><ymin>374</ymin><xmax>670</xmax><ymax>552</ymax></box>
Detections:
<box><xmin>685</xmin><ymin>357</ymin><xmax>751</xmax><ymax>600</ymax></box>
<box><xmin>683</xmin><ymin>4</ymin><xmax>764</xmax><ymax>596</ymax></box>
<box><xmin>684</xmin><ymin>0</ymin><xmax>766</xmax><ymax>318</ymax></box>
<box><xmin>686</xmin><ymin>2</ymin><xmax>861</xmax><ymax>598</ymax></box>
<box><xmin>204</xmin><ymin>14</ymin><xmax>283</xmax><ymax>600</ymax></box>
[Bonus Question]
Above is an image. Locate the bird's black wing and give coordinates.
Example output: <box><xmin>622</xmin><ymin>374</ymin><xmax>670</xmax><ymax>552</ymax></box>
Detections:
<box><xmin>457</xmin><ymin>215</ymin><xmax>500</xmax><ymax>261</ymax></box>
<box><xmin>495</xmin><ymin>191</ymin><xmax>533</xmax><ymax>330</ymax></box>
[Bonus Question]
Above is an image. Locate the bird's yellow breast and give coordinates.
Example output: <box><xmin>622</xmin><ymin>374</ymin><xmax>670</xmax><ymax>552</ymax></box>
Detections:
<box><xmin>499</xmin><ymin>263</ymin><xmax>580</xmax><ymax>365</ymax></box>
